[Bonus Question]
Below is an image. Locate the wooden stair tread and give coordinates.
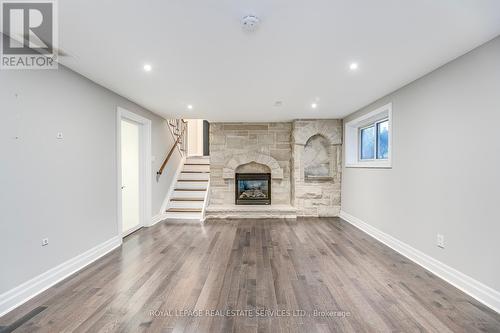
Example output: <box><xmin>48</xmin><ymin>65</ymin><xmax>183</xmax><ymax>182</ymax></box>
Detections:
<box><xmin>170</xmin><ymin>198</ymin><xmax>205</xmax><ymax>201</ymax></box>
<box><xmin>177</xmin><ymin>179</ymin><xmax>208</xmax><ymax>182</ymax></box>
<box><xmin>166</xmin><ymin>208</ymin><xmax>202</xmax><ymax>212</ymax></box>
<box><xmin>181</xmin><ymin>171</ymin><xmax>210</xmax><ymax>173</ymax></box>
<box><xmin>174</xmin><ymin>188</ymin><xmax>207</xmax><ymax>191</ymax></box>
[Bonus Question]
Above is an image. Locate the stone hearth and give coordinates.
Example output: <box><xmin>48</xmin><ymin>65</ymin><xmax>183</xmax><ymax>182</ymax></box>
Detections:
<box><xmin>205</xmin><ymin>205</ymin><xmax>297</xmax><ymax>219</ymax></box>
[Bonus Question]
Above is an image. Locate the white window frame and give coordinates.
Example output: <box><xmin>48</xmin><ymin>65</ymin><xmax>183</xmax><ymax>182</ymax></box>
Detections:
<box><xmin>345</xmin><ymin>103</ymin><xmax>392</xmax><ymax>168</ymax></box>
<box><xmin>358</xmin><ymin>118</ymin><xmax>389</xmax><ymax>161</ymax></box>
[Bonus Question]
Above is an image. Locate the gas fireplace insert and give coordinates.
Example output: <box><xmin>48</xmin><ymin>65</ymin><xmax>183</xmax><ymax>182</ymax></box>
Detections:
<box><xmin>235</xmin><ymin>173</ymin><xmax>271</xmax><ymax>205</ymax></box>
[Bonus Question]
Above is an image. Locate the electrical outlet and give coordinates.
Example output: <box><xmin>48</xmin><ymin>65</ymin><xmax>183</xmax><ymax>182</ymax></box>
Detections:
<box><xmin>437</xmin><ymin>234</ymin><xmax>445</xmax><ymax>248</ymax></box>
<box><xmin>42</xmin><ymin>238</ymin><xmax>49</xmax><ymax>246</ymax></box>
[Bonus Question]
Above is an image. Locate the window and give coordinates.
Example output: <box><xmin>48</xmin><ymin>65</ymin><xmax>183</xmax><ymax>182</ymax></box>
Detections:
<box><xmin>360</xmin><ymin>125</ymin><xmax>375</xmax><ymax>160</ymax></box>
<box><xmin>359</xmin><ymin>119</ymin><xmax>389</xmax><ymax>161</ymax></box>
<box><xmin>345</xmin><ymin>103</ymin><xmax>392</xmax><ymax>168</ymax></box>
<box><xmin>377</xmin><ymin>120</ymin><xmax>389</xmax><ymax>159</ymax></box>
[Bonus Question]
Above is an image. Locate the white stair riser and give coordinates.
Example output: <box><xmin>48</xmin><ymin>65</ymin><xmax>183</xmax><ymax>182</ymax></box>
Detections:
<box><xmin>186</xmin><ymin>158</ymin><xmax>210</xmax><ymax>165</ymax></box>
<box><xmin>165</xmin><ymin>212</ymin><xmax>202</xmax><ymax>219</ymax></box>
<box><xmin>168</xmin><ymin>201</ymin><xmax>204</xmax><ymax>209</ymax></box>
<box><xmin>179</xmin><ymin>173</ymin><xmax>209</xmax><ymax>180</ymax></box>
<box><xmin>183</xmin><ymin>165</ymin><xmax>210</xmax><ymax>172</ymax></box>
<box><xmin>172</xmin><ymin>190</ymin><xmax>207</xmax><ymax>198</ymax></box>
<box><xmin>175</xmin><ymin>182</ymin><xmax>208</xmax><ymax>189</ymax></box>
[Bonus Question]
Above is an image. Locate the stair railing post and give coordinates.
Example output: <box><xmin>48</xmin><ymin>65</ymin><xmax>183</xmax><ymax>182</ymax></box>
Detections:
<box><xmin>157</xmin><ymin>119</ymin><xmax>187</xmax><ymax>176</ymax></box>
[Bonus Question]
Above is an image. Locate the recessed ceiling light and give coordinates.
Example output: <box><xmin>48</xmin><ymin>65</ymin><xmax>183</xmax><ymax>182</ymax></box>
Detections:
<box><xmin>311</xmin><ymin>103</ymin><xmax>318</xmax><ymax>109</ymax></box>
<box><xmin>187</xmin><ymin>104</ymin><xmax>193</xmax><ymax>110</ymax></box>
<box><xmin>349</xmin><ymin>62</ymin><xmax>359</xmax><ymax>71</ymax></box>
<box><xmin>143</xmin><ymin>64</ymin><xmax>152</xmax><ymax>72</ymax></box>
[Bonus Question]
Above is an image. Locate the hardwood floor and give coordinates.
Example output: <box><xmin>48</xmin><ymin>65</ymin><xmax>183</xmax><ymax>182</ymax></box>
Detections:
<box><xmin>1</xmin><ymin>218</ymin><xmax>499</xmax><ymax>332</ymax></box>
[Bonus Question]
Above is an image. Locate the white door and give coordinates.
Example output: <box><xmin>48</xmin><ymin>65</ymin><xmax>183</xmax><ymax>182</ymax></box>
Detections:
<box><xmin>121</xmin><ymin>119</ymin><xmax>141</xmax><ymax>236</ymax></box>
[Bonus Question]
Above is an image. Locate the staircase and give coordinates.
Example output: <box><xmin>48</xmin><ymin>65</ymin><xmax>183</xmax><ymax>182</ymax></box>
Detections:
<box><xmin>164</xmin><ymin>156</ymin><xmax>210</xmax><ymax>221</ymax></box>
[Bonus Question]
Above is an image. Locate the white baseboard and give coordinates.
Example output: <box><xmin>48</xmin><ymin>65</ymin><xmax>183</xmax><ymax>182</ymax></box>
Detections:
<box><xmin>339</xmin><ymin>211</ymin><xmax>500</xmax><ymax>314</ymax></box>
<box><xmin>0</xmin><ymin>236</ymin><xmax>121</xmax><ymax>317</ymax></box>
<box><xmin>151</xmin><ymin>213</ymin><xmax>168</xmax><ymax>225</ymax></box>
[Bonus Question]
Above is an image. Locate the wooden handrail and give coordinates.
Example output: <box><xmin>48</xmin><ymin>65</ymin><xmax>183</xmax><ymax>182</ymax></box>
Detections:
<box><xmin>157</xmin><ymin>123</ymin><xmax>187</xmax><ymax>175</ymax></box>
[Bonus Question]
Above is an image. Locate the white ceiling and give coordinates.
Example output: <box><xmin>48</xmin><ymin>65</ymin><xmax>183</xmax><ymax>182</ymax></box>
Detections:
<box><xmin>59</xmin><ymin>0</ymin><xmax>500</xmax><ymax>122</ymax></box>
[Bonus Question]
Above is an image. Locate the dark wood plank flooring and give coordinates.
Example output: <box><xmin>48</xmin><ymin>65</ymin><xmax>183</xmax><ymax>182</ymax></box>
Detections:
<box><xmin>1</xmin><ymin>218</ymin><xmax>499</xmax><ymax>332</ymax></box>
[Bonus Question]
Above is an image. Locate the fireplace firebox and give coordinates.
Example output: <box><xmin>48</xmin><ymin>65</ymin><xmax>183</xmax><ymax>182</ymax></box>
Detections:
<box><xmin>235</xmin><ymin>173</ymin><xmax>271</xmax><ymax>205</ymax></box>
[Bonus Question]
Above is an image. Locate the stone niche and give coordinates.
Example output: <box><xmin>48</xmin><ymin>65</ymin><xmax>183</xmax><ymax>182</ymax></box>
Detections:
<box><xmin>303</xmin><ymin>135</ymin><xmax>332</xmax><ymax>180</ymax></box>
<box><xmin>292</xmin><ymin>120</ymin><xmax>342</xmax><ymax>217</ymax></box>
<box><xmin>207</xmin><ymin>120</ymin><xmax>342</xmax><ymax>218</ymax></box>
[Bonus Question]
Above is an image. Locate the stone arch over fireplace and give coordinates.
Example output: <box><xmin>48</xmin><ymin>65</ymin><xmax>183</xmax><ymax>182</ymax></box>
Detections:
<box><xmin>235</xmin><ymin>161</ymin><xmax>271</xmax><ymax>174</ymax></box>
<box><xmin>223</xmin><ymin>153</ymin><xmax>284</xmax><ymax>179</ymax></box>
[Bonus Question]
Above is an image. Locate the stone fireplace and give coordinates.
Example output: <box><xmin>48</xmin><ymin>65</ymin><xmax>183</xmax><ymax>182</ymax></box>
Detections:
<box><xmin>206</xmin><ymin>121</ymin><xmax>342</xmax><ymax>219</ymax></box>
<box><xmin>235</xmin><ymin>173</ymin><xmax>271</xmax><ymax>205</ymax></box>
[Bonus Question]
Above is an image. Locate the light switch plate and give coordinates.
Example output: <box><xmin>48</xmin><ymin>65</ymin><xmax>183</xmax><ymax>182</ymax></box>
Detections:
<box><xmin>56</xmin><ymin>132</ymin><xmax>64</xmax><ymax>139</ymax></box>
<box><xmin>437</xmin><ymin>234</ymin><xmax>445</xmax><ymax>248</ymax></box>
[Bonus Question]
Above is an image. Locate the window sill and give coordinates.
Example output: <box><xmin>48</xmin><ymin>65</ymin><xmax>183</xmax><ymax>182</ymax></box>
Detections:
<box><xmin>345</xmin><ymin>162</ymin><xmax>392</xmax><ymax>169</ymax></box>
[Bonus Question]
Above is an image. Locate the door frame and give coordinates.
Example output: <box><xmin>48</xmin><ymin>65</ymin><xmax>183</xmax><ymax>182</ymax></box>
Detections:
<box><xmin>116</xmin><ymin>107</ymin><xmax>152</xmax><ymax>238</ymax></box>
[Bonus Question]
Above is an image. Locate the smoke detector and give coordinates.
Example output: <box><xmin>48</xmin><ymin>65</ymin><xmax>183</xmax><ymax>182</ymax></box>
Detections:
<box><xmin>241</xmin><ymin>15</ymin><xmax>260</xmax><ymax>32</ymax></box>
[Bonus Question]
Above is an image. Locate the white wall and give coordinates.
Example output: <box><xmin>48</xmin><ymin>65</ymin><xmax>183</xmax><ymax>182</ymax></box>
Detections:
<box><xmin>0</xmin><ymin>65</ymin><xmax>181</xmax><ymax>295</ymax></box>
<box><xmin>342</xmin><ymin>36</ymin><xmax>500</xmax><ymax>293</ymax></box>
<box><xmin>186</xmin><ymin>119</ymin><xmax>203</xmax><ymax>156</ymax></box>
